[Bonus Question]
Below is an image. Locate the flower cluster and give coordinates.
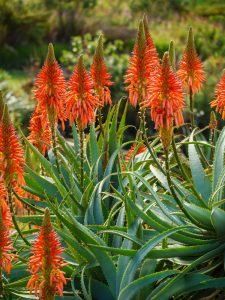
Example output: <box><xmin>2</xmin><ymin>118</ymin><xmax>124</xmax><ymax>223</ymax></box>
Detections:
<box><xmin>27</xmin><ymin>208</ymin><xmax>66</xmax><ymax>299</ymax></box>
<box><xmin>90</xmin><ymin>35</ymin><xmax>113</xmax><ymax>106</ymax></box>
<box><xmin>177</xmin><ymin>28</ymin><xmax>205</xmax><ymax>95</ymax></box>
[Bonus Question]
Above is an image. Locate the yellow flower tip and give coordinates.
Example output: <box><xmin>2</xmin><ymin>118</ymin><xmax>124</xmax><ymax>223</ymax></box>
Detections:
<box><xmin>162</xmin><ymin>51</ymin><xmax>170</xmax><ymax>66</ymax></box>
<box><xmin>43</xmin><ymin>207</ymin><xmax>51</xmax><ymax>227</ymax></box>
<box><xmin>47</xmin><ymin>43</ymin><xmax>56</xmax><ymax>64</ymax></box>
<box><xmin>187</xmin><ymin>27</ymin><xmax>195</xmax><ymax>52</ymax></box>
<box><xmin>169</xmin><ymin>41</ymin><xmax>176</xmax><ymax>70</ymax></box>
<box><xmin>2</xmin><ymin>103</ymin><xmax>11</xmax><ymax>127</ymax></box>
<box><xmin>0</xmin><ymin>90</ymin><xmax>5</xmax><ymax>120</ymax></box>
<box><xmin>209</xmin><ymin>111</ymin><xmax>217</xmax><ymax>130</ymax></box>
<box><xmin>95</xmin><ymin>35</ymin><xmax>104</xmax><ymax>62</ymax></box>
<box><xmin>137</xmin><ymin>20</ymin><xmax>146</xmax><ymax>52</ymax></box>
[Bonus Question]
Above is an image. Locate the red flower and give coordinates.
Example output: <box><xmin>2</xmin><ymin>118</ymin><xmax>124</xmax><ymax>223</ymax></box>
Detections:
<box><xmin>145</xmin><ymin>52</ymin><xmax>185</xmax><ymax>129</ymax></box>
<box><xmin>0</xmin><ymin>99</ymin><xmax>24</xmax><ymax>186</ymax></box>
<box><xmin>66</xmin><ymin>55</ymin><xmax>98</xmax><ymax>129</ymax></box>
<box><xmin>27</xmin><ymin>208</ymin><xmax>67</xmax><ymax>299</ymax></box>
<box><xmin>90</xmin><ymin>35</ymin><xmax>113</xmax><ymax>106</ymax></box>
<box><xmin>177</xmin><ymin>28</ymin><xmax>205</xmax><ymax>95</ymax></box>
<box><xmin>211</xmin><ymin>70</ymin><xmax>225</xmax><ymax>118</ymax></box>
<box><xmin>0</xmin><ymin>183</ymin><xmax>13</xmax><ymax>273</ymax></box>
<box><xmin>28</xmin><ymin>105</ymin><xmax>52</xmax><ymax>155</ymax></box>
<box><xmin>34</xmin><ymin>43</ymin><xmax>67</xmax><ymax>129</ymax></box>
<box><xmin>125</xmin><ymin>20</ymin><xmax>159</xmax><ymax>107</ymax></box>
<box><xmin>143</xmin><ymin>15</ymin><xmax>160</xmax><ymax>75</ymax></box>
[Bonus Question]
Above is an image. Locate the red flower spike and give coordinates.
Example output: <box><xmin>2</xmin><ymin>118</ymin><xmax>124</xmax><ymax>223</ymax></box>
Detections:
<box><xmin>211</xmin><ymin>70</ymin><xmax>225</xmax><ymax>119</ymax></box>
<box><xmin>143</xmin><ymin>15</ymin><xmax>160</xmax><ymax>73</ymax></box>
<box><xmin>145</xmin><ymin>52</ymin><xmax>185</xmax><ymax>130</ymax></box>
<box><xmin>125</xmin><ymin>20</ymin><xmax>151</xmax><ymax>107</ymax></box>
<box><xmin>67</xmin><ymin>55</ymin><xmax>98</xmax><ymax>129</ymax></box>
<box><xmin>0</xmin><ymin>183</ymin><xmax>13</xmax><ymax>273</ymax></box>
<box><xmin>0</xmin><ymin>102</ymin><xmax>25</xmax><ymax>186</ymax></box>
<box><xmin>28</xmin><ymin>105</ymin><xmax>52</xmax><ymax>155</ymax></box>
<box><xmin>34</xmin><ymin>43</ymin><xmax>67</xmax><ymax>129</ymax></box>
<box><xmin>27</xmin><ymin>208</ymin><xmax>67</xmax><ymax>299</ymax></box>
<box><xmin>177</xmin><ymin>28</ymin><xmax>205</xmax><ymax>95</ymax></box>
<box><xmin>90</xmin><ymin>35</ymin><xmax>113</xmax><ymax>106</ymax></box>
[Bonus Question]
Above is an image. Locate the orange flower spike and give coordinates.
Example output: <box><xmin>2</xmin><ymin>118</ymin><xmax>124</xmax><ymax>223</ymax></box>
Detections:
<box><xmin>34</xmin><ymin>43</ymin><xmax>67</xmax><ymax>129</ymax></box>
<box><xmin>0</xmin><ymin>183</ymin><xmax>13</xmax><ymax>273</ymax></box>
<box><xmin>67</xmin><ymin>55</ymin><xmax>98</xmax><ymax>129</ymax></box>
<box><xmin>0</xmin><ymin>102</ymin><xmax>25</xmax><ymax>186</ymax></box>
<box><xmin>146</xmin><ymin>52</ymin><xmax>185</xmax><ymax>130</ymax></box>
<box><xmin>125</xmin><ymin>20</ymin><xmax>150</xmax><ymax>107</ymax></box>
<box><xmin>90</xmin><ymin>35</ymin><xmax>113</xmax><ymax>106</ymax></box>
<box><xmin>211</xmin><ymin>70</ymin><xmax>225</xmax><ymax>119</ymax></box>
<box><xmin>27</xmin><ymin>208</ymin><xmax>67</xmax><ymax>300</ymax></box>
<box><xmin>177</xmin><ymin>28</ymin><xmax>205</xmax><ymax>94</ymax></box>
<box><xmin>143</xmin><ymin>15</ymin><xmax>160</xmax><ymax>73</ymax></box>
<box><xmin>28</xmin><ymin>106</ymin><xmax>52</xmax><ymax>155</ymax></box>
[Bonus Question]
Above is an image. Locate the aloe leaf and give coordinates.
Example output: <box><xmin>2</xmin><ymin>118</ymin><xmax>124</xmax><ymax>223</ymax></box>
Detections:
<box><xmin>213</xmin><ymin>127</ymin><xmax>225</xmax><ymax>190</ymax></box>
<box><xmin>211</xmin><ymin>207</ymin><xmax>225</xmax><ymax>236</ymax></box>
<box><xmin>188</xmin><ymin>131</ymin><xmax>211</xmax><ymax>203</ymax></box>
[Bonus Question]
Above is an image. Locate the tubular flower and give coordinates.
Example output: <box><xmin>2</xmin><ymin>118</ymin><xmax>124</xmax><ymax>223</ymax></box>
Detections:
<box><xmin>67</xmin><ymin>55</ymin><xmax>98</xmax><ymax>129</ymax></box>
<box><xmin>211</xmin><ymin>71</ymin><xmax>225</xmax><ymax>119</ymax></box>
<box><xmin>145</xmin><ymin>52</ymin><xmax>185</xmax><ymax>130</ymax></box>
<box><xmin>0</xmin><ymin>99</ymin><xmax>25</xmax><ymax>186</ymax></box>
<box><xmin>177</xmin><ymin>28</ymin><xmax>205</xmax><ymax>94</ymax></box>
<box><xmin>124</xmin><ymin>21</ymin><xmax>152</xmax><ymax>107</ymax></box>
<box><xmin>0</xmin><ymin>183</ymin><xmax>13</xmax><ymax>273</ymax></box>
<box><xmin>125</xmin><ymin>144</ymin><xmax>146</xmax><ymax>162</ymax></box>
<box><xmin>90</xmin><ymin>35</ymin><xmax>113</xmax><ymax>106</ymax></box>
<box><xmin>28</xmin><ymin>105</ymin><xmax>52</xmax><ymax>155</ymax></box>
<box><xmin>27</xmin><ymin>208</ymin><xmax>67</xmax><ymax>300</ymax></box>
<box><xmin>143</xmin><ymin>15</ymin><xmax>160</xmax><ymax>74</ymax></box>
<box><xmin>33</xmin><ymin>43</ymin><xmax>67</xmax><ymax>129</ymax></box>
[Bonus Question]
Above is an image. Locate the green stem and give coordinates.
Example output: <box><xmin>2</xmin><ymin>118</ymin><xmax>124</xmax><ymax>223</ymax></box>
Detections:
<box><xmin>7</xmin><ymin>187</ymin><xmax>31</xmax><ymax>246</ymax></box>
<box><xmin>79</xmin><ymin>128</ymin><xmax>84</xmax><ymax>192</ymax></box>
<box><xmin>50</xmin><ymin>122</ymin><xmax>60</xmax><ymax>172</ymax></box>
<box><xmin>210</xmin><ymin>129</ymin><xmax>215</xmax><ymax>163</ymax></box>
<box><xmin>98</xmin><ymin>107</ymin><xmax>104</xmax><ymax>137</ymax></box>
<box><xmin>189</xmin><ymin>87</ymin><xmax>195</xmax><ymax>129</ymax></box>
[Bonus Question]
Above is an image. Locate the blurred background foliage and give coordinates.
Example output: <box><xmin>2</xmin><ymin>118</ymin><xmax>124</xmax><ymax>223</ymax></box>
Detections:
<box><xmin>0</xmin><ymin>0</ymin><xmax>225</xmax><ymax>131</ymax></box>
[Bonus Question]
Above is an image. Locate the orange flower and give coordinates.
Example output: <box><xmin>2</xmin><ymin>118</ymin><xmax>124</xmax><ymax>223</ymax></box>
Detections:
<box><xmin>177</xmin><ymin>28</ymin><xmax>205</xmax><ymax>94</ymax></box>
<box><xmin>27</xmin><ymin>208</ymin><xmax>67</xmax><ymax>299</ymax></box>
<box><xmin>145</xmin><ymin>52</ymin><xmax>185</xmax><ymax>129</ymax></box>
<box><xmin>34</xmin><ymin>43</ymin><xmax>67</xmax><ymax>129</ymax></box>
<box><xmin>143</xmin><ymin>15</ymin><xmax>160</xmax><ymax>75</ymax></box>
<box><xmin>0</xmin><ymin>99</ymin><xmax>24</xmax><ymax>186</ymax></box>
<box><xmin>125</xmin><ymin>21</ymin><xmax>148</xmax><ymax>107</ymax></box>
<box><xmin>0</xmin><ymin>183</ymin><xmax>13</xmax><ymax>273</ymax></box>
<box><xmin>28</xmin><ymin>105</ymin><xmax>52</xmax><ymax>155</ymax></box>
<box><xmin>125</xmin><ymin>143</ymin><xmax>146</xmax><ymax>162</ymax></box>
<box><xmin>90</xmin><ymin>35</ymin><xmax>113</xmax><ymax>106</ymax></box>
<box><xmin>211</xmin><ymin>70</ymin><xmax>225</xmax><ymax>118</ymax></box>
<box><xmin>66</xmin><ymin>55</ymin><xmax>98</xmax><ymax>129</ymax></box>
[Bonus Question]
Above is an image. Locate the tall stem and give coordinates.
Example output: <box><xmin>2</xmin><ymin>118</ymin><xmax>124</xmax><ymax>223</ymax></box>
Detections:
<box><xmin>50</xmin><ymin>122</ymin><xmax>60</xmax><ymax>172</ymax></box>
<box><xmin>210</xmin><ymin>129</ymin><xmax>215</xmax><ymax>163</ymax></box>
<box><xmin>7</xmin><ymin>187</ymin><xmax>31</xmax><ymax>246</ymax></box>
<box><xmin>79</xmin><ymin>128</ymin><xmax>84</xmax><ymax>192</ymax></box>
<box><xmin>189</xmin><ymin>87</ymin><xmax>195</xmax><ymax>129</ymax></box>
<box><xmin>98</xmin><ymin>107</ymin><xmax>104</xmax><ymax>137</ymax></box>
